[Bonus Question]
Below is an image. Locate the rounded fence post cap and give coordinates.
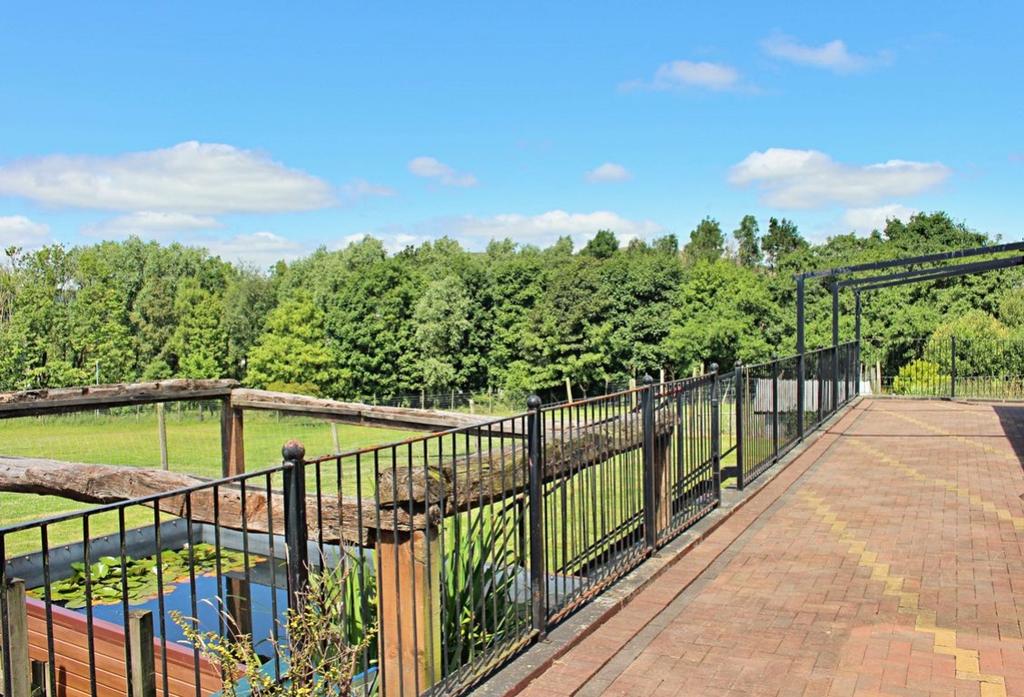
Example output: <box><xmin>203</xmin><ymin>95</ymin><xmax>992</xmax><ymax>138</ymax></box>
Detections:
<box><xmin>734</xmin><ymin>360</ymin><xmax>742</xmax><ymax>368</ymax></box>
<box><xmin>527</xmin><ymin>394</ymin><xmax>542</xmax><ymax>409</ymax></box>
<box><xmin>282</xmin><ymin>439</ymin><xmax>306</xmax><ymax>462</ymax></box>
<box><xmin>710</xmin><ymin>362</ymin><xmax>719</xmax><ymax>374</ymax></box>
<box><xmin>642</xmin><ymin>374</ymin><xmax>654</xmax><ymax>386</ymax></box>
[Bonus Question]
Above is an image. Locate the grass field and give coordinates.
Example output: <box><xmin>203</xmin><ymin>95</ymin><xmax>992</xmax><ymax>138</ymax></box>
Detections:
<box><xmin>1</xmin><ymin>403</ymin><xmax>742</xmax><ymax>558</ymax></box>
<box><xmin>0</xmin><ymin>409</ymin><xmax>419</xmax><ymax>556</ymax></box>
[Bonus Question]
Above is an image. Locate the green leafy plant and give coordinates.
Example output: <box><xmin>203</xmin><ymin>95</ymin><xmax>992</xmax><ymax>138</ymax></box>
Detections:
<box><xmin>442</xmin><ymin>505</ymin><xmax>524</xmax><ymax>670</ymax></box>
<box><xmin>173</xmin><ymin>559</ymin><xmax>375</xmax><ymax>697</ymax></box>
<box><xmin>31</xmin><ymin>543</ymin><xmax>255</xmax><ymax>609</ymax></box>
<box><xmin>892</xmin><ymin>359</ymin><xmax>949</xmax><ymax>396</ymax></box>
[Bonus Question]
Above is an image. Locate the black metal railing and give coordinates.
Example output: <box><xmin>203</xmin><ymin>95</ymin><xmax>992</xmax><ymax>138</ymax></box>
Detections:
<box><xmin>732</xmin><ymin>342</ymin><xmax>859</xmax><ymax>490</ymax></box>
<box><xmin>1</xmin><ymin>367</ymin><xmax>747</xmax><ymax>697</ymax></box>
<box><xmin>869</xmin><ymin>335</ymin><xmax>1024</xmax><ymax>400</ymax></box>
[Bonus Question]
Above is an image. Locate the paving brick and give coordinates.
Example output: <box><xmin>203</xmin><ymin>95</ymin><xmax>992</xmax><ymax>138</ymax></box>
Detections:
<box><xmin>521</xmin><ymin>400</ymin><xmax>1024</xmax><ymax>697</ymax></box>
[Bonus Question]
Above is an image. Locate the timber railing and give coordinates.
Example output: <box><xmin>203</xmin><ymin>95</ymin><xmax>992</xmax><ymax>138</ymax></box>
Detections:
<box><xmin>0</xmin><ymin>355</ymin><xmax>845</xmax><ymax>697</ymax></box>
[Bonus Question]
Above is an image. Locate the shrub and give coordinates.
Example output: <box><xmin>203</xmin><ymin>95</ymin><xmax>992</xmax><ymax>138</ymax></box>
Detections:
<box><xmin>891</xmin><ymin>359</ymin><xmax>948</xmax><ymax>396</ymax></box>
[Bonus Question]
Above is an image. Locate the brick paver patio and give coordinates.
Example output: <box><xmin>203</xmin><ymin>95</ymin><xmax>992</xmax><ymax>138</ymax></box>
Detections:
<box><xmin>518</xmin><ymin>399</ymin><xmax>1024</xmax><ymax>697</ymax></box>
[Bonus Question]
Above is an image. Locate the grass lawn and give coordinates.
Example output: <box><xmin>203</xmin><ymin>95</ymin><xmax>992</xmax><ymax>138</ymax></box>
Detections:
<box><xmin>0</xmin><ymin>409</ymin><xmax>419</xmax><ymax>556</ymax></box>
<box><xmin>1</xmin><ymin>404</ymin><xmax>742</xmax><ymax>558</ymax></box>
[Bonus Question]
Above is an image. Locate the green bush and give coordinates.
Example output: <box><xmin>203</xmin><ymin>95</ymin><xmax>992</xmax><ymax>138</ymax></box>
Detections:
<box><xmin>892</xmin><ymin>359</ymin><xmax>949</xmax><ymax>395</ymax></box>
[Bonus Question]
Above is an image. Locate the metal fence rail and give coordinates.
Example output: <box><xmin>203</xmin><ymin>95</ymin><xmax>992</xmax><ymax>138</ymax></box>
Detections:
<box><xmin>868</xmin><ymin>335</ymin><xmax>1024</xmax><ymax>400</ymax></box>
<box><xmin>732</xmin><ymin>342</ymin><xmax>858</xmax><ymax>490</ymax></box>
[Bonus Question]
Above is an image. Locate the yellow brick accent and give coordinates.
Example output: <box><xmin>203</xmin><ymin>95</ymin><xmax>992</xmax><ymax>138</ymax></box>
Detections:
<box><xmin>798</xmin><ymin>492</ymin><xmax>1006</xmax><ymax>696</ymax></box>
<box><xmin>849</xmin><ymin>438</ymin><xmax>1024</xmax><ymax>532</ymax></box>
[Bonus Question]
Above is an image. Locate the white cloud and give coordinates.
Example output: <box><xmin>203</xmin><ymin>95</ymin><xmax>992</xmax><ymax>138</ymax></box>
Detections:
<box><xmin>0</xmin><ymin>141</ymin><xmax>335</xmax><ymax>214</ymax></box>
<box><xmin>585</xmin><ymin>163</ymin><xmax>632</xmax><ymax>183</ymax></box>
<box><xmin>339</xmin><ymin>178</ymin><xmax>397</xmax><ymax>201</ymax></box>
<box><xmin>407</xmin><ymin>156</ymin><xmax>478</xmax><ymax>187</ymax></box>
<box><xmin>0</xmin><ymin>215</ymin><xmax>50</xmax><ymax>248</ymax></box>
<box><xmin>83</xmin><ymin>211</ymin><xmax>222</xmax><ymax>238</ymax></box>
<box><xmin>761</xmin><ymin>35</ymin><xmax>889</xmax><ymax>73</ymax></box>
<box><xmin>201</xmin><ymin>231</ymin><xmax>307</xmax><ymax>267</ymax></box>
<box><xmin>842</xmin><ymin>204</ymin><xmax>918</xmax><ymax>234</ymax></box>
<box><xmin>624</xmin><ymin>60</ymin><xmax>741</xmax><ymax>92</ymax></box>
<box><xmin>729</xmin><ymin>148</ymin><xmax>951</xmax><ymax>208</ymax></box>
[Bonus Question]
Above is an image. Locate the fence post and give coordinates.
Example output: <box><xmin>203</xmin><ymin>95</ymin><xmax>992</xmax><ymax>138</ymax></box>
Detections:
<box><xmin>220</xmin><ymin>398</ymin><xmax>245</xmax><ymax>477</ymax></box>
<box><xmin>526</xmin><ymin>394</ymin><xmax>547</xmax><ymax>635</ymax></box>
<box><xmin>734</xmin><ymin>362</ymin><xmax>745</xmax><ymax>490</ymax></box>
<box><xmin>282</xmin><ymin>440</ymin><xmax>309</xmax><ymax>612</ymax></box>
<box><xmin>771</xmin><ymin>355</ymin><xmax>780</xmax><ymax>463</ymax></box>
<box><xmin>710</xmin><ymin>364</ymin><xmax>721</xmax><ymax>505</ymax></box>
<box><xmin>156</xmin><ymin>402</ymin><xmax>169</xmax><ymax>471</ymax></box>
<box><xmin>951</xmin><ymin>336</ymin><xmax>957</xmax><ymax>399</ymax></box>
<box><xmin>128</xmin><ymin>610</ymin><xmax>157</xmax><ymax>697</ymax></box>
<box><xmin>4</xmin><ymin>578</ymin><xmax>30</xmax><ymax>697</ymax></box>
<box><xmin>641</xmin><ymin>375</ymin><xmax>657</xmax><ymax>548</ymax></box>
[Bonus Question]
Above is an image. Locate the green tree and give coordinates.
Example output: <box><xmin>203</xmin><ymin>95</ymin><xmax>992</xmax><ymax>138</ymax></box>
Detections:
<box><xmin>684</xmin><ymin>217</ymin><xmax>724</xmax><ymax>264</ymax></box>
<box><xmin>169</xmin><ymin>279</ymin><xmax>228</xmax><ymax>379</ymax></box>
<box><xmin>763</xmin><ymin>217</ymin><xmax>806</xmax><ymax>269</ymax></box>
<box><xmin>733</xmin><ymin>215</ymin><xmax>762</xmax><ymax>268</ymax></box>
<box><xmin>581</xmin><ymin>230</ymin><xmax>619</xmax><ymax>259</ymax></box>
<box><xmin>246</xmin><ymin>292</ymin><xmax>344</xmax><ymax>397</ymax></box>
<box><xmin>413</xmin><ymin>275</ymin><xmax>473</xmax><ymax>390</ymax></box>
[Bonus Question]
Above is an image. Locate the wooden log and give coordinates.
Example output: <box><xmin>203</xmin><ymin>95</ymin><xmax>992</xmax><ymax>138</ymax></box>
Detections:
<box><xmin>228</xmin><ymin>388</ymin><xmax>489</xmax><ymax>432</ymax></box>
<box><xmin>0</xmin><ymin>456</ymin><xmax>431</xmax><ymax>544</ymax></box>
<box><xmin>377</xmin><ymin>407</ymin><xmax>675</xmax><ymax>514</ymax></box>
<box><xmin>0</xmin><ymin>380</ymin><xmax>238</xmax><ymax>418</ymax></box>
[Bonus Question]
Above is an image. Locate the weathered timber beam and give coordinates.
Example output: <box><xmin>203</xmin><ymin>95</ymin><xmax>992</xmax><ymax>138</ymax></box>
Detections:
<box><xmin>0</xmin><ymin>456</ymin><xmax>429</xmax><ymax>545</ymax></box>
<box><xmin>0</xmin><ymin>379</ymin><xmax>239</xmax><ymax>418</ymax></box>
<box><xmin>229</xmin><ymin>388</ymin><xmax>491</xmax><ymax>432</ymax></box>
<box><xmin>377</xmin><ymin>408</ymin><xmax>674</xmax><ymax>511</ymax></box>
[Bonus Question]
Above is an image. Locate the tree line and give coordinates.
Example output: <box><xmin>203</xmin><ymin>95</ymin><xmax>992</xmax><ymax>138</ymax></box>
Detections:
<box><xmin>0</xmin><ymin>212</ymin><xmax>1020</xmax><ymax>400</ymax></box>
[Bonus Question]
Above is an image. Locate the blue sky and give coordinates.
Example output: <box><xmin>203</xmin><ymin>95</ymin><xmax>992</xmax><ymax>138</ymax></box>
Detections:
<box><xmin>1</xmin><ymin>2</ymin><xmax>1021</xmax><ymax>267</ymax></box>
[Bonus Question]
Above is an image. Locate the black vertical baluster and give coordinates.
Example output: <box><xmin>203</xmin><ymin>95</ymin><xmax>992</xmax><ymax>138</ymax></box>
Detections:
<box><xmin>40</xmin><ymin>525</ymin><xmax>57</xmax><ymax>696</ymax></box>
<box><xmin>83</xmin><ymin>515</ymin><xmax>98</xmax><ymax>697</ymax></box>
<box><xmin>951</xmin><ymin>335</ymin><xmax>958</xmax><ymax>399</ymax></box>
<box><xmin>641</xmin><ymin>375</ymin><xmax>656</xmax><ymax>548</ymax></box>
<box><xmin>527</xmin><ymin>394</ymin><xmax>545</xmax><ymax>634</ymax></box>
<box><xmin>212</xmin><ymin>484</ymin><xmax>225</xmax><ymax>646</ymax></box>
<box><xmin>152</xmin><ymin>505</ymin><xmax>170</xmax><ymax>697</ymax></box>
<box><xmin>118</xmin><ymin>508</ymin><xmax>134</xmax><ymax>697</ymax></box>
<box><xmin>735</xmin><ymin>362</ymin><xmax>745</xmax><ymax>490</ymax></box>
<box><xmin>185</xmin><ymin>493</ymin><xmax>201</xmax><ymax>697</ymax></box>
<box><xmin>710</xmin><ymin>365</ymin><xmax>721</xmax><ymax>506</ymax></box>
<box><xmin>0</xmin><ymin>533</ymin><xmax>10</xmax><ymax>697</ymax></box>
<box><xmin>264</xmin><ymin>473</ymin><xmax>281</xmax><ymax>680</ymax></box>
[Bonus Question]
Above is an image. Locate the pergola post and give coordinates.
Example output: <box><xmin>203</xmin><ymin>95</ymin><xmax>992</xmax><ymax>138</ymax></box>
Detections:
<box><xmin>854</xmin><ymin>291</ymin><xmax>862</xmax><ymax>395</ymax></box>
<box><xmin>831</xmin><ymin>281</ymin><xmax>839</xmax><ymax>412</ymax></box>
<box><xmin>796</xmin><ymin>276</ymin><xmax>805</xmax><ymax>438</ymax></box>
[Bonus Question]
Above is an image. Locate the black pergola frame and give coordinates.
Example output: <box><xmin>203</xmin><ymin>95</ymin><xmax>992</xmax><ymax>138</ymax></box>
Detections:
<box><xmin>792</xmin><ymin>240</ymin><xmax>1024</xmax><ymax>435</ymax></box>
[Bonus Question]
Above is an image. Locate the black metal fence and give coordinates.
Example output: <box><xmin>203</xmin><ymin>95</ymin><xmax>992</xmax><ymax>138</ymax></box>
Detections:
<box><xmin>0</xmin><ymin>354</ymin><xmax>850</xmax><ymax>697</ymax></box>
<box><xmin>732</xmin><ymin>342</ymin><xmax>858</xmax><ymax>490</ymax></box>
<box><xmin>868</xmin><ymin>335</ymin><xmax>1024</xmax><ymax>400</ymax></box>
